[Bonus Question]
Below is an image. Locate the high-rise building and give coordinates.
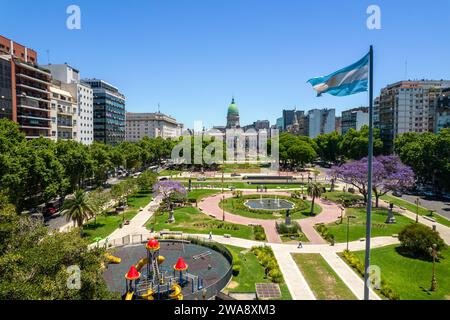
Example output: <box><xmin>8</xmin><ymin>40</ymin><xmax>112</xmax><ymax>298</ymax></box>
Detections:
<box><xmin>307</xmin><ymin>108</ymin><xmax>335</xmax><ymax>138</ymax></box>
<box><xmin>0</xmin><ymin>35</ymin><xmax>52</xmax><ymax>138</ymax></box>
<box><xmin>335</xmin><ymin>117</ymin><xmax>342</xmax><ymax>135</ymax></box>
<box><xmin>81</xmin><ymin>79</ymin><xmax>126</xmax><ymax>145</ymax></box>
<box><xmin>374</xmin><ymin>80</ymin><xmax>450</xmax><ymax>150</ymax></box>
<box><xmin>50</xmin><ymin>82</ymin><xmax>78</xmax><ymax>141</ymax></box>
<box><xmin>125</xmin><ymin>112</ymin><xmax>183</xmax><ymax>141</ymax></box>
<box><xmin>436</xmin><ymin>87</ymin><xmax>450</xmax><ymax>133</ymax></box>
<box><xmin>275</xmin><ymin>117</ymin><xmax>284</xmax><ymax>131</ymax></box>
<box><xmin>41</xmin><ymin>64</ymin><xmax>94</xmax><ymax>144</ymax></box>
<box><xmin>341</xmin><ymin>107</ymin><xmax>369</xmax><ymax>135</ymax></box>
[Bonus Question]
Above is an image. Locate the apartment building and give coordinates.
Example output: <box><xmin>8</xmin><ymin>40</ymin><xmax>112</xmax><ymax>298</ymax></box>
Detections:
<box><xmin>341</xmin><ymin>107</ymin><xmax>369</xmax><ymax>135</ymax></box>
<box><xmin>436</xmin><ymin>87</ymin><xmax>450</xmax><ymax>133</ymax></box>
<box><xmin>374</xmin><ymin>80</ymin><xmax>450</xmax><ymax>149</ymax></box>
<box><xmin>0</xmin><ymin>35</ymin><xmax>52</xmax><ymax>138</ymax></box>
<box><xmin>50</xmin><ymin>82</ymin><xmax>77</xmax><ymax>141</ymax></box>
<box><xmin>307</xmin><ymin>108</ymin><xmax>335</xmax><ymax>138</ymax></box>
<box><xmin>82</xmin><ymin>79</ymin><xmax>125</xmax><ymax>145</ymax></box>
<box><xmin>125</xmin><ymin>112</ymin><xmax>183</xmax><ymax>142</ymax></box>
<box><xmin>41</xmin><ymin>64</ymin><xmax>94</xmax><ymax>144</ymax></box>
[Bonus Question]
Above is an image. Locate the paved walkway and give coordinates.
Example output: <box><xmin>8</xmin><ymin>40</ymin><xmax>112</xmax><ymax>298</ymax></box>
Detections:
<box><xmin>198</xmin><ymin>191</ymin><xmax>341</xmax><ymax>244</ymax></box>
<box><xmin>379</xmin><ymin>199</ymin><xmax>450</xmax><ymax>245</ymax></box>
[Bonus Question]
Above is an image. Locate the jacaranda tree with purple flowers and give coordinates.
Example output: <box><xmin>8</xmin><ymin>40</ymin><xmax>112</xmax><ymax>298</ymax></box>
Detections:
<box><xmin>153</xmin><ymin>180</ymin><xmax>187</xmax><ymax>210</ymax></box>
<box><xmin>331</xmin><ymin>155</ymin><xmax>415</xmax><ymax>207</ymax></box>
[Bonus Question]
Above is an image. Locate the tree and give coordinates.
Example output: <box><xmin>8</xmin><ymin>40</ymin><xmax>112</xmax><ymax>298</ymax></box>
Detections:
<box><xmin>153</xmin><ymin>180</ymin><xmax>186</xmax><ymax>210</ymax></box>
<box><xmin>62</xmin><ymin>189</ymin><xmax>94</xmax><ymax>231</ymax></box>
<box><xmin>0</xmin><ymin>198</ymin><xmax>114</xmax><ymax>299</ymax></box>
<box><xmin>89</xmin><ymin>142</ymin><xmax>113</xmax><ymax>186</ymax></box>
<box><xmin>88</xmin><ymin>188</ymin><xmax>112</xmax><ymax>225</ymax></box>
<box><xmin>307</xmin><ymin>182</ymin><xmax>323</xmax><ymax>215</ymax></box>
<box><xmin>339</xmin><ymin>126</ymin><xmax>383</xmax><ymax>160</ymax></box>
<box><xmin>137</xmin><ymin>170</ymin><xmax>158</xmax><ymax>191</ymax></box>
<box><xmin>315</xmin><ymin>131</ymin><xmax>342</xmax><ymax>163</ymax></box>
<box><xmin>287</xmin><ymin>142</ymin><xmax>317</xmax><ymax>168</ymax></box>
<box><xmin>331</xmin><ymin>156</ymin><xmax>414</xmax><ymax>206</ymax></box>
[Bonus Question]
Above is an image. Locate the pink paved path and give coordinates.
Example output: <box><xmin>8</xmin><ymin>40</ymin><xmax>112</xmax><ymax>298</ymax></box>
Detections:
<box><xmin>198</xmin><ymin>191</ymin><xmax>341</xmax><ymax>244</ymax></box>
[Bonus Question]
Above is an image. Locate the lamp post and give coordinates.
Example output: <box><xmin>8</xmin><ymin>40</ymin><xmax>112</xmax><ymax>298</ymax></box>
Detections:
<box><xmin>415</xmin><ymin>197</ymin><xmax>420</xmax><ymax>223</ymax></box>
<box><xmin>429</xmin><ymin>243</ymin><xmax>438</xmax><ymax>291</ymax></box>
<box><xmin>222</xmin><ymin>165</ymin><xmax>225</xmax><ymax>221</ymax></box>
<box><xmin>346</xmin><ymin>215</ymin><xmax>356</xmax><ymax>251</ymax></box>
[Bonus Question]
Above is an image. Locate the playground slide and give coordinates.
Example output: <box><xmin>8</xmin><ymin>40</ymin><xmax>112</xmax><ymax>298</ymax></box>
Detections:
<box><xmin>141</xmin><ymin>289</ymin><xmax>154</xmax><ymax>300</ymax></box>
<box><xmin>169</xmin><ymin>284</ymin><xmax>183</xmax><ymax>300</ymax></box>
<box><xmin>135</xmin><ymin>258</ymin><xmax>149</xmax><ymax>271</ymax></box>
<box><xmin>125</xmin><ymin>292</ymin><xmax>134</xmax><ymax>300</ymax></box>
<box><xmin>105</xmin><ymin>253</ymin><xmax>121</xmax><ymax>264</ymax></box>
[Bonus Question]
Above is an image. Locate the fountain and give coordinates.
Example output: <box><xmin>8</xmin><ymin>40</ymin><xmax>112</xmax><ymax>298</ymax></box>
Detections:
<box><xmin>245</xmin><ymin>198</ymin><xmax>294</xmax><ymax>211</ymax></box>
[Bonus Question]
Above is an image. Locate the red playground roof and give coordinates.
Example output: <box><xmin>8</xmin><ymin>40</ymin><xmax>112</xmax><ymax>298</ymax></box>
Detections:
<box><xmin>125</xmin><ymin>265</ymin><xmax>141</xmax><ymax>280</ymax></box>
<box><xmin>146</xmin><ymin>238</ymin><xmax>160</xmax><ymax>251</ymax></box>
<box><xmin>174</xmin><ymin>257</ymin><xmax>188</xmax><ymax>271</ymax></box>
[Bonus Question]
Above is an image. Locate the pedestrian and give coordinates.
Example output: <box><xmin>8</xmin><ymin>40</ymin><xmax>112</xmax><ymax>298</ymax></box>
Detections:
<box><xmin>298</xmin><ymin>241</ymin><xmax>303</xmax><ymax>249</ymax></box>
<box><xmin>209</xmin><ymin>231</ymin><xmax>213</xmax><ymax>240</ymax></box>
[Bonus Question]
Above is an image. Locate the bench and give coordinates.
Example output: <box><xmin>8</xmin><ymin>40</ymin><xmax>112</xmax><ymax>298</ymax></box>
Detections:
<box><xmin>423</xmin><ymin>216</ymin><xmax>436</xmax><ymax>223</ymax></box>
<box><xmin>159</xmin><ymin>230</ymin><xmax>183</xmax><ymax>237</ymax></box>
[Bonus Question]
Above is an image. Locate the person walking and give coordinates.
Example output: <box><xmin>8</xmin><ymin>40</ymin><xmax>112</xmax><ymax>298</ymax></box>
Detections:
<box><xmin>209</xmin><ymin>231</ymin><xmax>213</xmax><ymax>240</ymax></box>
<box><xmin>298</xmin><ymin>241</ymin><xmax>303</xmax><ymax>249</ymax></box>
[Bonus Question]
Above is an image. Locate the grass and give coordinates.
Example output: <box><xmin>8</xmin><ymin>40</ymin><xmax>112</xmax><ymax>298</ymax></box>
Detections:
<box><xmin>220</xmin><ymin>163</ymin><xmax>264</xmax><ymax>173</ymax></box>
<box><xmin>187</xmin><ymin>189</ymin><xmax>220</xmax><ymax>202</ymax></box>
<box><xmin>220</xmin><ymin>195</ymin><xmax>322</xmax><ymax>220</ymax></box>
<box><xmin>225</xmin><ymin>245</ymin><xmax>291</xmax><ymax>300</ymax></box>
<box><xmin>280</xmin><ymin>232</ymin><xmax>309</xmax><ymax>243</ymax></box>
<box><xmin>83</xmin><ymin>190</ymin><xmax>153</xmax><ymax>242</ymax></box>
<box><xmin>352</xmin><ymin>245</ymin><xmax>450</xmax><ymax>300</ymax></box>
<box><xmin>146</xmin><ymin>206</ymin><xmax>260</xmax><ymax>240</ymax></box>
<box><xmin>323</xmin><ymin>191</ymin><xmax>364</xmax><ymax>204</ymax></box>
<box><xmin>291</xmin><ymin>253</ymin><xmax>357</xmax><ymax>300</ymax></box>
<box><xmin>322</xmin><ymin>207</ymin><xmax>414</xmax><ymax>243</ymax></box>
<box><xmin>158</xmin><ymin>169</ymin><xmax>182</xmax><ymax>177</ymax></box>
<box><xmin>183</xmin><ymin>181</ymin><xmax>306</xmax><ymax>190</ymax></box>
<box><xmin>381</xmin><ymin>194</ymin><xmax>450</xmax><ymax>228</ymax></box>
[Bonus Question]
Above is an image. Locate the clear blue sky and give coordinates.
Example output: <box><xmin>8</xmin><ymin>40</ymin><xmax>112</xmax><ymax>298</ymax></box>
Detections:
<box><xmin>2</xmin><ymin>0</ymin><xmax>449</xmax><ymax>128</ymax></box>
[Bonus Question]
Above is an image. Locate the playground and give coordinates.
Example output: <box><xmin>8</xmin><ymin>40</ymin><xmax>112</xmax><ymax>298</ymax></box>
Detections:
<box><xmin>103</xmin><ymin>239</ymin><xmax>233</xmax><ymax>300</ymax></box>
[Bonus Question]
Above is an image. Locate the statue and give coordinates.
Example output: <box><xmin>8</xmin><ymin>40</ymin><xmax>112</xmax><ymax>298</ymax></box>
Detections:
<box><xmin>385</xmin><ymin>202</ymin><xmax>396</xmax><ymax>224</ymax></box>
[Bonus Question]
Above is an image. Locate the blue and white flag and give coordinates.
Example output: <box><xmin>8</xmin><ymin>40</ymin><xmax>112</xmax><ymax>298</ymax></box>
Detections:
<box><xmin>307</xmin><ymin>53</ymin><xmax>369</xmax><ymax>97</ymax></box>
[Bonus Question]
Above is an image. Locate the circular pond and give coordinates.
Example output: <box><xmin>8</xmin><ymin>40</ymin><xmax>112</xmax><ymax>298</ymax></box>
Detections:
<box><xmin>244</xmin><ymin>198</ymin><xmax>295</xmax><ymax>211</ymax></box>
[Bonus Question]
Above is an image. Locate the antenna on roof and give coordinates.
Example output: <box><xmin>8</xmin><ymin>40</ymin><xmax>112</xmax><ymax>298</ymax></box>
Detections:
<box><xmin>404</xmin><ymin>59</ymin><xmax>408</xmax><ymax>80</ymax></box>
<box><xmin>46</xmin><ymin>49</ymin><xmax>51</xmax><ymax>64</ymax></box>
<box><xmin>157</xmin><ymin>103</ymin><xmax>160</xmax><ymax>113</ymax></box>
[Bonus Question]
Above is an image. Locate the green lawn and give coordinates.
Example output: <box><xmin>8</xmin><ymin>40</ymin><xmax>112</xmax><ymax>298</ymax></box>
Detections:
<box><xmin>323</xmin><ymin>207</ymin><xmax>414</xmax><ymax>243</ymax></box>
<box><xmin>225</xmin><ymin>245</ymin><xmax>291</xmax><ymax>300</ymax></box>
<box><xmin>381</xmin><ymin>194</ymin><xmax>450</xmax><ymax>228</ymax></box>
<box><xmin>146</xmin><ymin>206</ymin><xmax>260</xmax><ymax>240</ymax></box>
<box><xmin>187</xmin><ymin>189</ymin><xmax>220</xmax><ymax>202</ymax></box>
<box><xmin>280</xmin><ymin>232</ymin><xmax>309</xmax><ymax>243</ymax></box>
<box><xmin>353</xmin><ymin>245</ymin><xmax>450</xmax><ymax>300</ymax></box>
<box><xmin>158</xmin><ymin>169</ymin><xmax>182</xmax><ymax>177</ymax></box>
<box><xmin>83</xmin><ymin>190</ymin><xmax>153</xmax><ymax>242</ymax></box>
<box><xmin>183</xmin><ymin>181</ymin><xmax>306</xmax><ymax>190</ymax></box>
<box><xmin>291</xmin><ymin>253</ymin><xmax>357</xmax><ymax>300</ymax></box>
<box><xmin>220</xmin><ymin>195</ymin><xmax>322</xmax><ymax>220</ymax></box>
<box><xmin>323</xmin><ymin>191</ymin><xmax>364</xmax><ymax>203</ymax></box>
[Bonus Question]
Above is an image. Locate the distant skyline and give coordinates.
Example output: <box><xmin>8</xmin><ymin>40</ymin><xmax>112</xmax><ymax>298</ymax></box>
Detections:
<box><xmin>2</xmin><ymin>0</ymin><xmax>449</xmax><ymax>128</ymax></box>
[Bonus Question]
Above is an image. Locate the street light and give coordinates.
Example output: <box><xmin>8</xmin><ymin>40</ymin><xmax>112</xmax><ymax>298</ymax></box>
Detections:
<box><xmin>429</xmin><ymin>243</ymin><xmax>438</xmax><ymax>291</ymax></box>
<box><xmin>346</xmin><ymin>215</ymin><xmax>356</xmax><ymax>251</ymax></box>
<box><xmin>415</xmin><ymin>197</ymin><xmax>420</xmax><ymax>223</ymax></box>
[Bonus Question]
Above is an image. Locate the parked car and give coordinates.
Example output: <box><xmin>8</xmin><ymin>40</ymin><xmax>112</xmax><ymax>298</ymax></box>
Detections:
<box><xmin>392</xmin><ymin>190</ymin><xmax>403</xmax><ymax>197</ymax></box>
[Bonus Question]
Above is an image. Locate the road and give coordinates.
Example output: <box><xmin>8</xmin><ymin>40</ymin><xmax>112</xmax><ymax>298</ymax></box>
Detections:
<box><xmin>398</xmin><ymin>193</ymin><xmax>450</xmax><ymax>220</ymax></box>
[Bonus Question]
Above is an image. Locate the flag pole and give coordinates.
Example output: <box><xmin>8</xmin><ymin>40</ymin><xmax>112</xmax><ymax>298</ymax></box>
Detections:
<box><xmin>363</xmin><ymin>45</ymin><xmax>374</xmax><ymax>300</ymax></box>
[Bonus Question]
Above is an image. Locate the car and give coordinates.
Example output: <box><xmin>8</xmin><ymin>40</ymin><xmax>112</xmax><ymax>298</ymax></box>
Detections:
<box><xmin>392</xmin><ymin>190</ymin><xmax>403</xmax><ymax>197</ymax></box>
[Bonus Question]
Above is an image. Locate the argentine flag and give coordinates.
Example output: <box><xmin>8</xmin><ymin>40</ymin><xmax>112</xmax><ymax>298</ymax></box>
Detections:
<box><xmin>307</xmin><ymin>53</ymin><xmax>369</xmax><ymax>97</ymax></box>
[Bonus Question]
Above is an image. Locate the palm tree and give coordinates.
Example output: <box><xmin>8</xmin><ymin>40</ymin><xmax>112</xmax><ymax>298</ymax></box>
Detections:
<box><xmin>307</xmin><ymin>182</ymin><xmax>323</xmax><ymax>215</ymax></box>
<box><xmin>63</xmin><ymin>189</ymin><xmax>94</xmax><ymax>232</ymax></box>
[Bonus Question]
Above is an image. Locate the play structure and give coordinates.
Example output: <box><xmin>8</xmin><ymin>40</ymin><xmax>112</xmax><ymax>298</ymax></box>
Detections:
<box><xmin>122</xmin><ymin>238</ymin><xmax>205</xmax><ymax>300</ymax></box>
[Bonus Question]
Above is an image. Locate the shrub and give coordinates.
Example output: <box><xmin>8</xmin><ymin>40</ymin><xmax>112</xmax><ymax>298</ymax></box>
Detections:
<box><xmin>251</xmin><ymin>246</ymin><xmax>284</xmax><ymax>284</ymax></box>
<box><xmin>276</xmin><ymin>221</ymin><xmax>301</xmax><ymax>235</ymax></box>
<box><xmin>232</xmin><ymin>264</ymin><xmax>241</xmax><ymax>276</ymax></box>
<box><xmin>398</xmin><ymin>224</ymin><xmax>446</xmax><ymax>258</ymax></box>
<box><xmin>253</xmin><ymin>225</ymin><xmax>267</xmax><ymax>241</ymax></box>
